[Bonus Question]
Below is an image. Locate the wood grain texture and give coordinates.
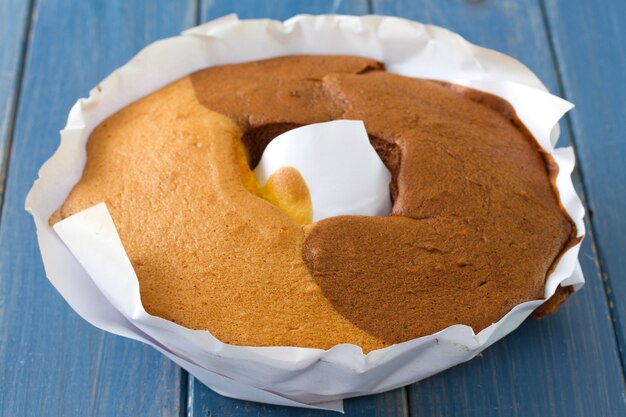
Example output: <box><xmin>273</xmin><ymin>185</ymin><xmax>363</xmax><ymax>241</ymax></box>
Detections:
<box><xmin>188</xmin><ymin>1</ymin><xmax>408</xmax><ymax>416</ymax></box>
<box><xmin>0</xmin><ymin>0</ymin><xmax>32</xmax><ymax>198</ymax></box>
<box><xmin>372</xmin><ymin>0</ymin><xmax>626</xmax><ymax>415</ymax></box>
<box><xmin>543</xmin><ymin>0</ymin><xmax>626</xmax><ymax>372</ymax></box>
<box><xmin>201</xmin><ymin>0</ymin><xmax>370</xmax><ymax>20</ymax></box>
<box><xmin>0</xmin><ymin>0</ymin><xmax>196</xmax><ymax>415</ymax></box>
<box><xmin>189</xmin><ymin>377</ymin><xmax>408</xmax><ymax>417</ymax></box>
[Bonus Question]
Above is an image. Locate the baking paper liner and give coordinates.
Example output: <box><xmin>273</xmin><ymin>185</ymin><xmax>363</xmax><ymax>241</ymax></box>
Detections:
<box><xmin>26</xmin><ymin>14</ymin><xmax>586</xmax><ymax>411</ymax></box>
<box><xmin>254</xmin><ymin>120</ymin><xmax>393</xmax><ymax>220</ymax></box>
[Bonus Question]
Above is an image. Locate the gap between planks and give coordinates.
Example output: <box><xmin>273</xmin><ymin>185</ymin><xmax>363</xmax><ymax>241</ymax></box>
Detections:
<box><xmin>538</xmin><ymin>0</ymin><xmax>626</xmax><ymax>384</ymax></box>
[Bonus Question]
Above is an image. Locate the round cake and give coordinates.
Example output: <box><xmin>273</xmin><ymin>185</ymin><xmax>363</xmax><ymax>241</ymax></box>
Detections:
<box><xmin>51</xmin><ymin>55</ymin><xmax>575</xmax><ymax>352</ymax></box>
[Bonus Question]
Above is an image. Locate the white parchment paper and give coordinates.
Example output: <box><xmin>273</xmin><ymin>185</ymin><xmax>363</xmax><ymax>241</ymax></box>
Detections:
<box><xmin>25</xmin><ymin>14</ymin><xmax>586</xmax><ymax>411</ymax></box>
<box><xmin>254</xmin><ymin>120</ymin><xmax>392</xmax><ymax>221</ymax></box>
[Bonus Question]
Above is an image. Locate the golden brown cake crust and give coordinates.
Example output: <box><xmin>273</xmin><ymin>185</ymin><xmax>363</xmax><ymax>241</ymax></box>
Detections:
<box><xmin>53</xmin><ymin>55</ymin><xmax>575</xmax><ymax>351</ymax></box>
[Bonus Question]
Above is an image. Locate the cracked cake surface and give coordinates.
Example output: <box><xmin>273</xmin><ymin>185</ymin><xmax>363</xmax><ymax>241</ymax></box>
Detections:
<box><xmin>52</xmin><ymin>55</ymin><xmax>575</xmax><ymax>351</ymax></box>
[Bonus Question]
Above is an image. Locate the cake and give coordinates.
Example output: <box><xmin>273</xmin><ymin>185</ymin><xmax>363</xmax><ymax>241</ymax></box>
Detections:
<box><xmin>51</xmin><ymin>55</ymin><xmax>575</xmax><ymax>352</ymax></box>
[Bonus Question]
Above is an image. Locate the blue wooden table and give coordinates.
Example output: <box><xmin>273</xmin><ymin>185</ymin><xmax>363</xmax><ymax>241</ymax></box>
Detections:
<box><xmin>1</xmin><ymin>0</ymin><xmax>625</xmax><ymax>415</ymax></box>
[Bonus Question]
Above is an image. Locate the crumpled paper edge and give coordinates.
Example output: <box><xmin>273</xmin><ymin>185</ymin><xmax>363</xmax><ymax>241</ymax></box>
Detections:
<box><xmin>25</xmin><ymin>14</ymin><xmax>586</xmax><ymax>410</ymax></box>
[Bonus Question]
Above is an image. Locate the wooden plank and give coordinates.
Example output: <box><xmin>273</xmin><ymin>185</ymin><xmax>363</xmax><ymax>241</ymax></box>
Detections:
<box><xmin>189</xmin><ymin>1</ymin><xmax>409</xmax><ymax>415</ymax></box>
<box><xmin>190</xmin><ymin>382</ymin><xmax>408</xmax><ymax>417</ymax></box>
<box><xmin>0</xmin><ymin>0</ymin><xmax>197</xmax><ymax>415</ymax></box>
<box><xmin>201</xmin><ymin>0</ymin><xmax>370</xmax><ymax>20</ymax></box>
<box><xmin>543</xmin><ymin>0</ymin><xmax>626</xmax><ymax>372</ymax></box>
<box><xmin>371</xmin><ymin>0</ymin><xmax>626</xmax><ymax>416</ymax></box>
<box><xmin>0</xmin><ymin>0</ymin><xmax>32</xmax><ymax>199</ymax></box>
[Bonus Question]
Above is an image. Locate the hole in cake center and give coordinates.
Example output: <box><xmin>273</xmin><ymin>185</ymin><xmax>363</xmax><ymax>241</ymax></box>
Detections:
<box><xmin>238</xmin><ymin>123</ymin><xmax>313</xmax><ymax>224</ymax></box>
<box><xmin>242</xmin><ymin>123</ymin><xmax>303</xmax><ymax>170</ymax></box>
<box><xmin>244</xmin><ymin>121</ymin><xmax>395</xmax><ymax>223</ymax></box>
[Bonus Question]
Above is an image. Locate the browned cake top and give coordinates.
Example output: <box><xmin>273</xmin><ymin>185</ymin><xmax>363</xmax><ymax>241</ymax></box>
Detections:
<box><xmin>53</xmin><ymin>55</ymin><xmax>574</xmax><ymax>351</ymax></box>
